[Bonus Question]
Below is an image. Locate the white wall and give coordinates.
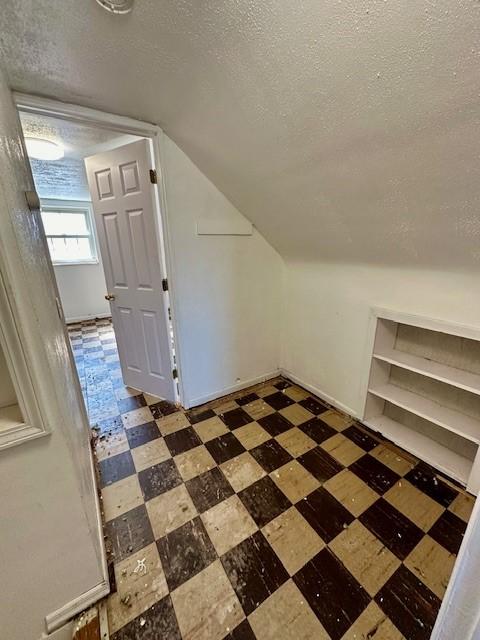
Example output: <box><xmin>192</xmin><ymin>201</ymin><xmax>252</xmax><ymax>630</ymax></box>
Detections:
<box><xmin>0</xmin><ymin>71</ymin><xmax>106</xmax><ymax>640</ymax></box>
<box><xmin>161</xmin><ymin>135</ymin><xmax>284</xmax><ymax>407</ymax></box>
<box><xmin>54</xmin><ymin>261</ymin><xmax>109</xmax><ymax>323</ymax></box>
<box><xmin>282</xmin><ymin>262</ymin><xmax>480</xmax><ymax>418</ymax></box>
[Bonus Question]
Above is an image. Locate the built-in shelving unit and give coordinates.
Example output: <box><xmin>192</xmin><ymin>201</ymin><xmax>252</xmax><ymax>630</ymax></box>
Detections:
<box><xmin>364</xmin><ymin>311</ymin><xmax>480</xmax><ymax>495</ymax></box>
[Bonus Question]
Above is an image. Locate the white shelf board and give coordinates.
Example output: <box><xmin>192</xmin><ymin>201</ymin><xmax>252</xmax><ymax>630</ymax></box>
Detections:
<box><xmin>368</xmin><ymin>383</ymin><xmax>480</xmax><ymax>444</ymax></box>
<box><xmin>364</xmin><ymin>414</ymin><xmax>473</xmax><ymax>486</ymax></box>
<box><xmin>373</xmin><ymin>348</ymin><xmax>480</xmax><ymax>397</ymax></box>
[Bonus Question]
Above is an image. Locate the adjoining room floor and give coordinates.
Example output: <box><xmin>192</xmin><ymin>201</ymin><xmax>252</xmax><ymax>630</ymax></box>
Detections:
<box><xmin>69</xmin><ymin>318</ymin><xmax>475</xmax><ymax>640</ymax></box>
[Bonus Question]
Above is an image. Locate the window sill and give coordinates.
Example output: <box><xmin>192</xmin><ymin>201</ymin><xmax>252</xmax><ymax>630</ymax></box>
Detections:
<box><xmin>53</xmin><ymin>260</ymin><xmax>100</xmax><ymax>267</ymax></box>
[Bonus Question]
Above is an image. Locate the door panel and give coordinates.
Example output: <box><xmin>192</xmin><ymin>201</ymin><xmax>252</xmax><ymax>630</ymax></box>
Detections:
<box><xmin>85</xmin><ymin>139</ymin><xmax>175</xmax><ymax>400</ymax></box>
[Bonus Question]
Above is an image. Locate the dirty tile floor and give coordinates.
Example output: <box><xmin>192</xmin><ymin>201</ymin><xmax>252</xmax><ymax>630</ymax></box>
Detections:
<box><xmin>70</xmin><ymin>318</ymin><xmax>476</xmax><ymax>640</ymax></box>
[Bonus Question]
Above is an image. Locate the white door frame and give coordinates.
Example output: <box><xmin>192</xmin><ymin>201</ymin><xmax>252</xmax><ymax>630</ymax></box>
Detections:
<box><xmin>14</xmin><ymin>92</ymin><xmax>186</xmax><ymax>407</ymax></box>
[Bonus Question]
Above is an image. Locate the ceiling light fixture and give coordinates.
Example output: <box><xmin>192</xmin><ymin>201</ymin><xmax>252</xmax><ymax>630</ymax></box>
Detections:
<box><xmin>95</xmin><ymin>0</ymin><xmax>134</xmax><ymax>14</ymax></box>
<box><xmin>24</xmin><ymin>138</ymin><xmax>64</xmax><ymax>161</ymax></box>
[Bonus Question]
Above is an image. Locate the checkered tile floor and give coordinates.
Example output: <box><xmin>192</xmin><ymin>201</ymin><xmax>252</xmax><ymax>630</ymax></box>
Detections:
<box><xmin>69</xmin><ymin>318</ymin><xmax>476</xmax><ymax>640</ymax></box>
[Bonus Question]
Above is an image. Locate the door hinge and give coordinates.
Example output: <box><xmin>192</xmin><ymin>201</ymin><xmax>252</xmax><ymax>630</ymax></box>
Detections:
<box><xmin>162</xmin><ymin>278</ymin><xmax>168</xmax><ymax>291</ymax></box>
<box><xmin>172</xmin><ymin>368</ymin><xmax>178</xmax><ymax>379</ymax></box>
<box><xmin>149</xmin><ymin>169</ymin><xmax>158</xmax><ymax>184</ymax></box>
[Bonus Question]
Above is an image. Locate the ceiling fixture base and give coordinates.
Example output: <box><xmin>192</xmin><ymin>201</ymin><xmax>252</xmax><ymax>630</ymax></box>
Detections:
<box><xmin>95</xmin><ymin>0</ymin><xmax>134</xmax><ymax>15</ymax></box>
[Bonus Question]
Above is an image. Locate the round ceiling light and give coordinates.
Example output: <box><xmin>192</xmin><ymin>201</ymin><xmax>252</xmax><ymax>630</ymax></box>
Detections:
<box><xmin>95</xmin><ymin>0</ymin><xmax>134</xmax><ymax>14</ymax></box>
<box><xmin>24</xmin><ymin>138</ymin><xmax>64</xmax><ymax>161</ymax></box>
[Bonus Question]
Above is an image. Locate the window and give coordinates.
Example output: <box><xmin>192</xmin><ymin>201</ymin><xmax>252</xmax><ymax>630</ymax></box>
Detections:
<box><xmin>40</xmin><ymin>199</ymin><xmax>98</xmax><ymax>265</ymax></box>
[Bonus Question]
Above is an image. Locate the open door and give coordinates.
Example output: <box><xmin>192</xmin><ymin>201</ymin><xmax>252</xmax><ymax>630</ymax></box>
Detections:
<box><xmin>85</xmin><ymin>140</ymin><xmax>175</xmax><ymax>401</ymax></box>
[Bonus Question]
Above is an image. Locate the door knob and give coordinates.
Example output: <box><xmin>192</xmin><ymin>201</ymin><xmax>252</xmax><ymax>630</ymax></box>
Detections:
<box><xmin>105</xmin><ymin>294</ymin><xmax>115</xmax><ymax>301</ymax></box>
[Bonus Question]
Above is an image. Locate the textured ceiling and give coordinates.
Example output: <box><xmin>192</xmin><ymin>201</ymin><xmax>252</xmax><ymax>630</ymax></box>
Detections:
<box><xmin>1</xmin><ymin>0</ymin><xmax>479</xmax><ymax>267</ymax></box>
<box><xmin>19</xmin><ymin>112</ymin><xmax>139</xmax><ymax>199</ymax></box>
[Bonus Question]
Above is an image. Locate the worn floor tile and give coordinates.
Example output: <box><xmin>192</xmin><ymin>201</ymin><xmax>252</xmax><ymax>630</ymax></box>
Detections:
<box><xmin>375</xmin><ymin>565</ymin><xmax>441</xmax><ymax>640</ymax></box>
<box><xmin>342</xmin><ymin>425</ymin><xmax>379</xmax><ymax>452</ymax></box>
<box><xmin>284</xmin><ymin>385</ymin><xmax>310</xmax><ymax>402</ymax></box>
<box><xmin>404</xmin><ymin>535</ymin><xmax>456</xmax><ymax>599</ymax></box>
<box><xmin>297</xmin><ymin>486</ymin><xmax>354</xmax><ymax>542</ymax></box>
<box><xmin>220</xmin><ymin>407</ymin><xmax>254</xmax><ymax>429</ymax></box>
<box><xmin>275</xmin><ymin>427</ymin><xmax>317</xmax><ymax>458</ymax></box>
<box><xmin>258</xmin><ymin>412</ymin><xmax>294</xmax><ymax>437</ymax></box>
<box><xmin>171</xmin><ymin>560</ymin><xmax>244</xmax><ymax>640</ymax></box>
<box><xmin>125</xmin><ymin>421</ymin><xmax>161</xmax><ymax>450</ymax></box>
<box><xmin>448</xmin><ymin>491</ymin><xmax>476</xmax><ymax>522</ymax></box>
<box><xmin>201</xmin><ymin>494</ymin><xmax>257</xmax><ymax>555</ymax></box>
<box><xmin>270</xmin><ymin>460</ymin><xmax>320</xmax><ymax>503</ymax></box>
<box><xmin>102</xmin><ymin>474</ymin><xmax>144</xmax><ymax>521</ymax></box>
<box><xmin>117</xmin><ymin>394</ymin><xmax>147</xmax><ymax>414</ymax></box>
<box><xmin>99</xmin><ymin>450</ymin><xmax>136</xmax><ymax>488</ymax></box>
<box><xmin>263</xmin><ymin>391</ymin><xmax>295</xmax><ymax>411</ymax></box>
<box><xmin>320</xmin><ymin>409</ymin><xmax>353</xmax><ymax>431</ymax></box>
<box><xmin>146</xmin><ymin>484</ymin><xmax>198</xmax><ymax>540</ymax></box>
<box><xmin>96</xmin><ymin>430</ymin><xmax>129</xmax><ymax>461</ymax></box>
<box><xmin>157</xmin><ymin>517</ymin><xmax>217</xmax><ymax>591</ymax></box>
<box><xmin>111</xmin><ymin>594</ymin><xmax>181</xmax><ymax>640</ymax></box>
<box><xmin>428</xmin><ymin>509</ymin><xmax>466</xmax><ymax>554</ymax></box>
<box><xmin>297</xmin><ymin>447</ymin><xmax>343</xmax><ymax>483</ymax></box>
<box><xmin>108</xmin><ymin>542</ymin><xmax>169</xmax><ymax>634</ymax></box>
<box><xmin>330</xmin><ymin>520</ymin><xmax>400</xmax><ymax>597</ymax></box>
<box><xmin>249</xmin><ymin>580</ymin><xmax>329</xmax><ymax>640</ymax></box>
<box><xmin>106</xmin><ymin>504</ymin><xmax>155</xmax><ymax>563</ymax></box>
<box><xmin>321</xmin><ymin>433</ymin><xmax>365</xmax><ymax>466</ymax></box>
<box><xmin>224</xmin><ymin>620</ymin><xmax>256</xmax><ymax>640</ymax></box>
<box><xmin>239</xmin><ymin>476</ymin><xmax>291</xmax><ymax>528</ymax></box>
<box><xmin>250</xmin><ymin>439</ymin><xmax>293</xmax><ymax>473</ymax></box>
<box><xmin>187</xmin><ymin>408</ymin><xmax>216</xmax><ymax>425</ymax></box>
<box><xmin>165</xmin><ymin>426</ymin><xmax>202</xmax><ymax>456</ymax></box>
<box><xmin>131</xmin><ymin>438</ymin><xmax>171</xmax><ymax>473</ymax></box>
<box><xmin>370</xmin><ymin>443</ymin><xmax>417</xmax><ymax>476</ymax></box>
<box><xmin>360</xmin><ymin>498</ymin><xmax>424</xmax><ymax>561</ymax></box>
<box><xmin>262</xmin><ymin>507</ymin><xmax>324</xmax><ymax>575</ymax></box>
<box><xmin>205</xmin><ymin>432</ymin><xmax>246</xmax><ymax>464</ymax></box>
<box><xmin>384</xmin><ymin>480</ymin><xmax>445</xmax><ymax>532</ymax></box>
<box><xmin>293</xmin><ymin>548</ymin><xmax>370</xmax><ymax>640</ymax></box>
<box><xmin>350</xmin><ymin>455</ymin><xmax>400</xmax><ymax>495</ymax></box>
<box><xmin>234</xmin><ymin>421</ymin><xmax>271</xmax><ymax>450</ymax></box>
<box><xmin>157</xmin><ymin>412</ymin><xmax>191</xmax><ymax>436</ymax></box>
<box><xmin>298</xmin><ymin>396</ymin><xmax>328</xmax><ymax>415</ymax></box>
<box><xmin>221</xmin><ymin>531</ymin><xmax>289</xmax><ymax>615</ymax></box>
<box><xmin>242</xmin><ymin>398</ymin><xmax>275</xmax><ymax>421</ymax></box>
<box><xmin>138</xmin><ymin>458</ymin><xmax>183</xmax><ymax>501</ymax></box>
<box><xmin>121</xmin><ymin>406</ymin><xmax>154</xmax><ymax>429</ymax></box>
<box><xmin>340</xmin><ymin>601</ymin><xmax>405</xmax><ymax>640</ymax></box>
<box><xmin>174</xmin><ymin>444</ymin><xmax>216</xmax><ymax>481</ymax></box>
<box><xmin>220</xmin><ymin>452</ymin><xmax>266</xmax><ymax>493</ymax></box>
<box><xmin>278</xmin><ymin>403</ymin><xmax>314</xmax><ymax>426</ymax></box>
<box><xmin>186</xmin><ymin>466</ymin><xmax>234</xmax><ymax>513</ymax></box>
<box><xmin>298</xmin><ymin>417</ymin><xmax>336</xmax><ymax>444</ymax></box>
<box><xmin>193</xmin><ymin>415</ymin><xmax>229</xmax><ymax>442</ymax></box>
<box><xmin>324</xmin><ymin>469</ymin><xmax>379</xmax><ymax>517</ymax></box>
<box><xmin>405</xmin><ymin>463</ymin><xmax>458</xmax><ymax>507</ymax></box>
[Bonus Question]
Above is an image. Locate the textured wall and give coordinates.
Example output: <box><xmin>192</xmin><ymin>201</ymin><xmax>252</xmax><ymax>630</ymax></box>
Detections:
<box><xmin>1</xmin><ymin>1</ymin><xmax>479</xmax><ymax>268</ymax></box>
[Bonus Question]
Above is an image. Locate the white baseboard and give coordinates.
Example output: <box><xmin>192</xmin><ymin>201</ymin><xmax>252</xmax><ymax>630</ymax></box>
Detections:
<box><xmin>65</xmin><ymin>312</ymin><xmax>111</xmax><ymax>324</ymax></box>
<box><xmin>281</xmin><ymin>368</ymin><xmax>359</xmax><ymax>419</ymax></box>
<box><xmin>45</xmin><ymin>580</ymin><xmax>109</xmax><ymax>634</ymax></box>
<box><xmin>186</xmin><ymin>369</ymin><xmax>281</xmax><ymax>408</ymax></box>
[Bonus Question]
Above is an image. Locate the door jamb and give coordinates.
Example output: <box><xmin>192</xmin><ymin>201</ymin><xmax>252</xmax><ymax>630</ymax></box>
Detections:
<box><xmin>13</xmin><ymin>93</ymin><xmax>185</xmax><ymax>407</ymax></box>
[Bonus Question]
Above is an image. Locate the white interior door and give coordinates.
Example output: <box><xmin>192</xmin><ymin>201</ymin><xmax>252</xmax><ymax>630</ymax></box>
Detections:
<box><xmin>85</xmin><ymin>139</ymin><xmax>175</xmax><ymax>401</ymax></box>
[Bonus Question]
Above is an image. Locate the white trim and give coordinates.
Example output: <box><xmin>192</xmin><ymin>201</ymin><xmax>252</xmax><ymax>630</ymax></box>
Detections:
<box><xmin>281</xmin><ymin>368</ymin><xmax>359</xmax><ymax>419</ymax></box>
<box><xmin>186</xmin><ymin>369</ymin><xmax>281</xmax><ymax>409</ymax></box>
<box><xmin>0</xmin><ymin>263</ymin><xmax>49</xmax><ymax>450</ymax></box>
<box><xmin>14</xmin><ymin>93</ymin><xmax>182</xmax><ymax>406</ymax></box>
<box><xmin>65</xmin><ymin>312</ymin><xmax>111</xmax><ymax>324</ymax></box>
<box><xmin>45</xmin><ymin>580</ymin><xmax>109</xmax><ymax>633</ymax></box>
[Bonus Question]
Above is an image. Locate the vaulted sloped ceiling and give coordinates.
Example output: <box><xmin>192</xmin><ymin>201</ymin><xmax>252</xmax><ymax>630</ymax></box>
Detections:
<box><xmin>1</xmin><ymin>1</ymin><xmax>479</xmax><ymax>267</ymax></box>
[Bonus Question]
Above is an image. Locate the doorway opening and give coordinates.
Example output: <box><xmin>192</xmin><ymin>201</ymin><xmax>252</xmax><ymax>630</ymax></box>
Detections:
<box><xmin>17</xmin><ymin>103</ymin><xmax>180</xmax><ymax>428</ymax></box>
